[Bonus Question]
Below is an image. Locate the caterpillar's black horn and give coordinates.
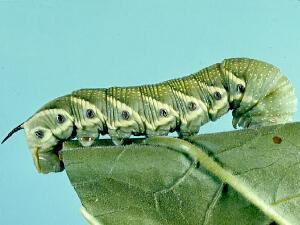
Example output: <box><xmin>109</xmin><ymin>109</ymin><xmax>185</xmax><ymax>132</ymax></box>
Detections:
<box><xmin>1</xmin><ymin>123</ymin><xmax>24</xmax><ymax>144</ymax></box>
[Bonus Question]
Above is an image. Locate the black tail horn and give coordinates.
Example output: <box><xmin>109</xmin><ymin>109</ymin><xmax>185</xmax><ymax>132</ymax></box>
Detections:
<box><xmin>1</xmin><ymin>123</ymin><xmax>24</xmax><ymax>144</ymax></box>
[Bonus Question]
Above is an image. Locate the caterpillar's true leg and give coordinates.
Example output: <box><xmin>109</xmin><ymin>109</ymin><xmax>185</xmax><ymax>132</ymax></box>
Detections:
<box><xmin>177</xmin><ymin>130</ymin><xmax>199</xmax><ymax>139</ymax></box>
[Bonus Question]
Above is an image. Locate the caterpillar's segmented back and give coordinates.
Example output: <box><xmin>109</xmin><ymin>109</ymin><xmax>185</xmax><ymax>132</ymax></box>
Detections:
<box><xmin>2</xmin><ymin>58</ymin><xmax>297</xmax><ymax>173</ymax></box>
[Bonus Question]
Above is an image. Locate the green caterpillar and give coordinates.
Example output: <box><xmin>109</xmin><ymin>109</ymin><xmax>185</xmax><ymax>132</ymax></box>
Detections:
<box><xmin>2</xmin><ymin>58</ymin><xmax>297</xmax><ymax>173</ymax></box>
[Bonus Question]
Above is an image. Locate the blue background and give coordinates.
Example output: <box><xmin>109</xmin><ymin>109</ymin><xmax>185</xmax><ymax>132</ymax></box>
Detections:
<box><xmin>0</xmin><ymin>1</ymin><xmax>300</xmax><ymax>224</ymax></box>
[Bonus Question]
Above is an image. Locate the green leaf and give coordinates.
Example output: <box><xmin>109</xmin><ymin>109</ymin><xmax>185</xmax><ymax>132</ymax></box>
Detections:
<box><xmin>62</xmin><ymin>122</ymin><xmax>300</xmax><ymax>225</ymax></box>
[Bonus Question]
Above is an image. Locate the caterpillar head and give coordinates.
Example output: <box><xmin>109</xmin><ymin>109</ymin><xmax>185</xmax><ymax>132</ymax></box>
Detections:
<box><xmin>2</xmin><ymin>108</ymin><xmax>74</xmax><ymax>174</ymax></box>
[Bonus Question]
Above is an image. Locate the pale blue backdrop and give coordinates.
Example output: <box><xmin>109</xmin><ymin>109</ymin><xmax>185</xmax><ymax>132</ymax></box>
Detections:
<box><xmin>0</xmin><ymin>1</ymin><xmax>299</xmax><ymax>224</ymax></box>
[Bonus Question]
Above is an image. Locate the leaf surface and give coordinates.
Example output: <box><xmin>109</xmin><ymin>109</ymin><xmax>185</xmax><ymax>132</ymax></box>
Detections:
<box><xmin>62</xmin><ymin>122</ymin><xmax>300</xmax><ymax>225</ymax></box>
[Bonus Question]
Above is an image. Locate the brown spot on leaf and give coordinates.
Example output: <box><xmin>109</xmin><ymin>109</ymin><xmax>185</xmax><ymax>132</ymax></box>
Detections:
<box><xmin>272</xmin><ymin>136</ymin><xmax>282</xmax><ymax>144</ymax></box>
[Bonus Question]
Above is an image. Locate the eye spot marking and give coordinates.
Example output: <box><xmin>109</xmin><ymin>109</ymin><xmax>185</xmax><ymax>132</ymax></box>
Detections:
<box><xmin>121</xmin><ymin>110</ymin><xmax>130</xmax><ymax>120</ymax></box>
<box><xmin>86</xmin><ymin>109</ymin><xmax>95</xmax><ymax>119</ymax></box>
<box><xmin>273</xmin><ymin>136</ymin><xmax>282</xmax><ymax>144</ymax></box>
<box><xmin>56</xmin><ymin>114</ymin><xmax>65</xmax><ymax>124</ymax></box>
<box><xmin>237</xmin><ymin>84</ymin><xmax>245</xmax><ymax>93</ymax></box>
<box><xmin>187</xmin><ymin>101</ymin><xmax>197</xmax><ymax>111</ymax></box>
<box><xmin>213</xmin><ymin>91</ymin><xmax>222</xmax><ymax>100</ymax></box>
<box><xmin>35</xmin><ymin>130</ymin><xmax>44</xmax><ymax>139</ymax></box>
<box><xmin>160</xmin><ymin>108</ymin><xmax>168</xmax><ymax>117</ymax></box>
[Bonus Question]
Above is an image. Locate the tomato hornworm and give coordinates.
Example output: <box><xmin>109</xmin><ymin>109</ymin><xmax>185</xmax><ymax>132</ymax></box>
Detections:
<box><xmin>2</xmin><ymin>58</ymin><xmax>297</xmax><ymax>173</ymax></box>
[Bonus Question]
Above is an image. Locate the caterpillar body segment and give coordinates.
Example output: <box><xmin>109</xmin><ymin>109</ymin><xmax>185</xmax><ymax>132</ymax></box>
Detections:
<box><xmin>2</xmin><ymin>58</ymin><xmax>297</xmax><ymax>173</ymax></box>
